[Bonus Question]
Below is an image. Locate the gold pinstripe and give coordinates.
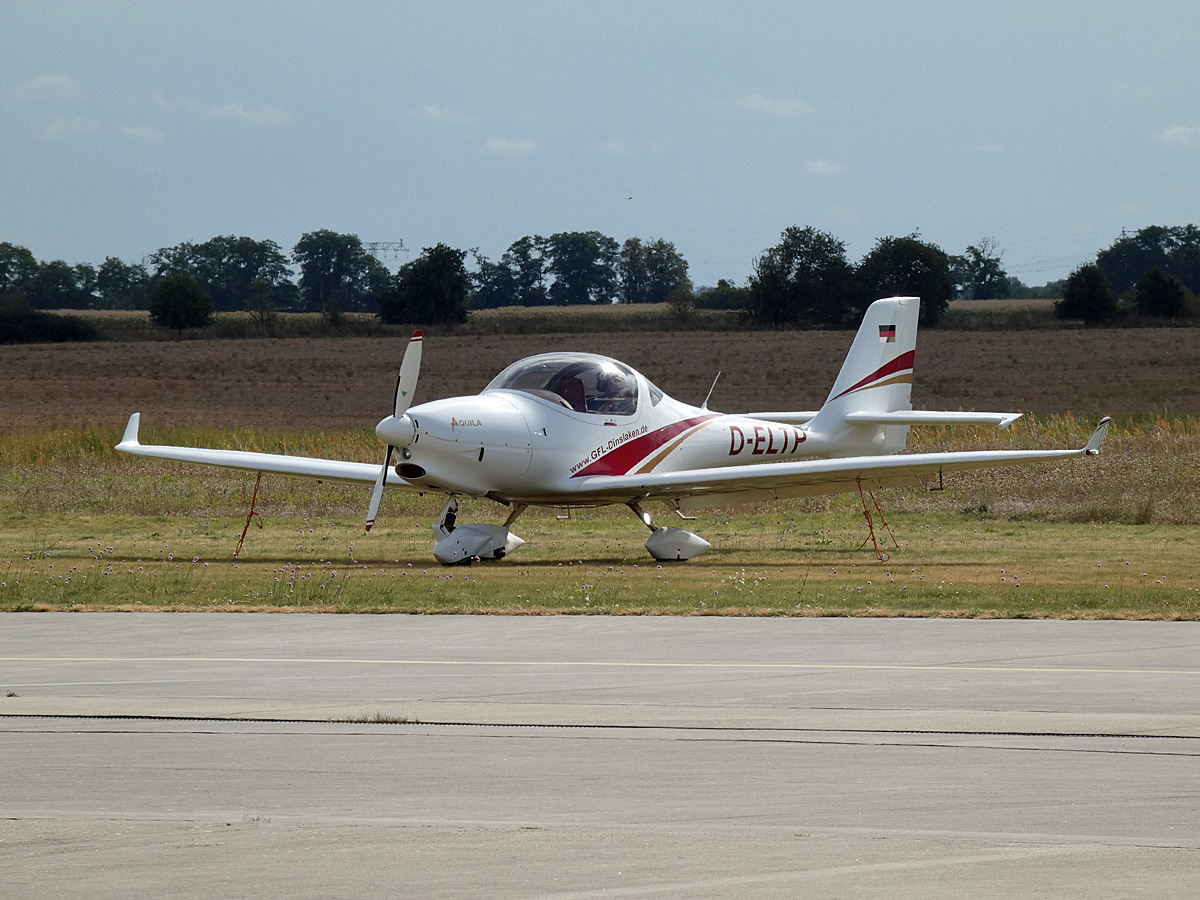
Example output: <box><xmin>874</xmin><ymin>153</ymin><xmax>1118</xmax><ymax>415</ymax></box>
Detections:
<box><xmin>841</xmin><ymin>372</ymin><xmax>912</xmax><ymax>395</ymax></box>
<box><xmin>632</xmin><ymin>420</ymin><xmax>722</xmax><ymax>474</ymax></box>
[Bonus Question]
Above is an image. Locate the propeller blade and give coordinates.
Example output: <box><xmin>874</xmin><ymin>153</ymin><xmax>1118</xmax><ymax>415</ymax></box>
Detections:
<box><xmin>394</xmin><ymin>330</ymin><xmax>423</xmax><ymax>417</ymax></box>
<box><xmin>369</xmin><ymin>331</ymin><xmax>422</xmax><ymax>532</ymax></box>
<box><xmin>365</xmin><ymin>444</ymin><xmax>395</xmax><ymax>532</ymax></box>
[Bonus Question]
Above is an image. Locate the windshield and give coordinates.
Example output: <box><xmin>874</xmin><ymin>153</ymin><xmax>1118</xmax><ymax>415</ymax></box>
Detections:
<box><xmin>485</xmin><ymin>354</ymin><xmax>639</xmax><ymax>415</ymax></box>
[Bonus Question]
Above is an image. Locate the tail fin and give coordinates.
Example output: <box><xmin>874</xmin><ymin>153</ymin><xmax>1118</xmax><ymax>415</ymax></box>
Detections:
<box><xmin>805</xmin><ymin>296</ymin><xmax>920</xmax><ymax>455</ymax></box>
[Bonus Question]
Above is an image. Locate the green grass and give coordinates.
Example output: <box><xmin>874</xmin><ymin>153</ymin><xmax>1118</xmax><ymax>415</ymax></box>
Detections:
<box><xmin>2</xmin><ymin>508</ymin><xmax>1197</xmax><ymax>617</ymax></box>
<box><xmin>2</xmin><ymin>414</ymin><xmax>1197</xmax><ymax>617</ymax></box>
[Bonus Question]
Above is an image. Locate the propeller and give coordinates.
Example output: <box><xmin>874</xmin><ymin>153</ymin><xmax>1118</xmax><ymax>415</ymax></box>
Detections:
<box><xmin>365</xmin><ymin>330</ymin><xmax>422</xmax><ymax>532</ymax></box>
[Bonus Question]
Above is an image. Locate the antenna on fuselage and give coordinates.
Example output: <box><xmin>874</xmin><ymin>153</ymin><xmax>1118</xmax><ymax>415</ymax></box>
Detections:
<box><xmin>701</xmin><ymin>372</ymin><xmax>721</xmax><ymax>410</ymax></box>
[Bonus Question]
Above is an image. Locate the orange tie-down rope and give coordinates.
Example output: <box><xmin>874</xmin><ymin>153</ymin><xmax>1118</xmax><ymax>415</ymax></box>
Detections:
<box><xmin>856</xmin><ymin>478</ymin><xmax>899</xmax><ymax>563</ymax></box>
<box><xmin>234</xmin><ymin>473</ymin><xmax>265</xmax><ymax>558</ymax></box>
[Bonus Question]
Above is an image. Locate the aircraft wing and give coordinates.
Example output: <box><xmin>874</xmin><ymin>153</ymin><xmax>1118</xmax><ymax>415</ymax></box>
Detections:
<box><xmin>572</xmin><ymin>417</ymin><xmax>1110</xmax><ymax>512</ymax></box>
<box><xmin>115</xmin><ymin>413</ymin><xmax>404</xmax><ymax>488</ymax></box>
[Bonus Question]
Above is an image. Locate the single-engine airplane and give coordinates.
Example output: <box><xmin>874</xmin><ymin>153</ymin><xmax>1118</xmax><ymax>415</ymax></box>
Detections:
<box><xmin>117</xmin><ymin>296</ymin><xmax>1109</xmax><ymax>563</ymax></box>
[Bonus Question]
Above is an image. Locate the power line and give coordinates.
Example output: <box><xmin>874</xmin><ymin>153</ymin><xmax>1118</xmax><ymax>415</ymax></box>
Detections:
<box><xmin>363</xmin><ymin>241</ymin><xmax>408</xmax><ymax>262</ymax></box>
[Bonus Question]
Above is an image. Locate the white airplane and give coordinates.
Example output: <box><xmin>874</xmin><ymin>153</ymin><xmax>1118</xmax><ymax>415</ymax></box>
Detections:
<box><xmin>117</xmin><ymin>296</ymin><xmax>1109</xmax><ymax>564</ymax></box>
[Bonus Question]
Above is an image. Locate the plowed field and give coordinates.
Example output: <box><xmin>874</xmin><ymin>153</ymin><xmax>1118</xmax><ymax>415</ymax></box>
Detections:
<box><xmin>3</xmin><ymin>327</ymin><xmax>1198</xmax><ymax>431</ymax></box>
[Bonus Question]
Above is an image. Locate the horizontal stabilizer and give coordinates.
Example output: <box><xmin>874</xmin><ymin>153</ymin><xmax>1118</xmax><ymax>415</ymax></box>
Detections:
<box><xmin>843</xmin><ymin>410</ymin><xmax>1023</xmax><ymax>430</ymax></box>
<box><xmin>743</xmin><ymin>410</ymin><xmax>1023</xmax><ymax>430</ymax></box>
<box><xmin>741</xmin><ymin>411</ymin><xmax>819</xmax><ymax>425</ymax></box>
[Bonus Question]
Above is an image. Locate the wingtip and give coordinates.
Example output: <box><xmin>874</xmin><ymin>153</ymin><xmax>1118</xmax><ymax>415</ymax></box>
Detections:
<box><xmin>117</xmin><ymin>412</ymin><xmax>141</xmax><ymax>449</ymax></box>
<box><xmin>1084</xmin><ymin>416</ymin><xmax>1112</xmax><ymax>456</ymax></box>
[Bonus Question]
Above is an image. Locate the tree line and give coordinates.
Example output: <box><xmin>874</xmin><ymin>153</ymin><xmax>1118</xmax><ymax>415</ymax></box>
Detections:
<box><xmin>1057</xmin><ymin>225</ymin><xmax>1200</xmax><ymax>324</ymax></box>
<box><xmin>2</xmin><ymin>224</ymin><xmax>1197</xmax><ymax>335</ymax></box>
<box><xmin>0</xmin><ymin>227</ymin><xmax>1018</xmax><ymax>331</ymax></box>
<box><xmin>0</xmin><ymin>230</ymin><xmax>695</xmax><ymax>331</ymax></box>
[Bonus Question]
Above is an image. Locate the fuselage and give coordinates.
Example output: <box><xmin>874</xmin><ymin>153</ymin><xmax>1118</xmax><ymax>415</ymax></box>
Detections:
<box><xmin>376</xmin><ymin>351</ymin><xmax>849</xmax><ymax>507</ymax></box>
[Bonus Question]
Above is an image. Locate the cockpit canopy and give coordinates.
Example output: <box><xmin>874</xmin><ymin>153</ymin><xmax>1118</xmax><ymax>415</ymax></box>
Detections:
<box><xmin>485</xmin><ymin>353</ymin><xmax>640</xmax><ymax>416</ymax></box>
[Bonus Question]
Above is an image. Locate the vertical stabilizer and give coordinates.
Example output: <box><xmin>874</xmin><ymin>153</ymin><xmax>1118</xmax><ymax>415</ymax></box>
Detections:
<box><xmin>805</xmin><ymin>296</ymin><xmax>920</xmax><ymax>455</ymax></box>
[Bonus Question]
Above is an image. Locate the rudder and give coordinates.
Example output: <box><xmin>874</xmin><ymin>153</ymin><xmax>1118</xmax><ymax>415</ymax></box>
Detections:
<box><xmin>805</xmin><ymin>296</ymin><xmax>920</xmax><ymax>455</ymax></box>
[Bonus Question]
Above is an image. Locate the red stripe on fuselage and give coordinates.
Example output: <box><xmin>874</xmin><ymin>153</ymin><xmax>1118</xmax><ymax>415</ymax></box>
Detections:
<box><xmin>570</xmin><ymin>414</ymin><xmax>719</xmax><ymax>477</ymax></box>
<box><xmin>830</xmin><ymin>350</ymin><xmax>914</xmax><ymax>401</ymax></box>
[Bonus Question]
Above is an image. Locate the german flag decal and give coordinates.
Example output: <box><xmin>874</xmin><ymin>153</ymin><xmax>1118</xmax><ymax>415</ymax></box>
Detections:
<box><xmin>879</xmin><ymin>324</ymin><xmax>896</xmax><ymax>343</ymax></box>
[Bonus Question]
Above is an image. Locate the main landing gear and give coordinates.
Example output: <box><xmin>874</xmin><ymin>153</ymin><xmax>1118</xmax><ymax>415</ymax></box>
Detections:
<box><xmin>428</xmin><ymin>497</ymin><xmax>710</xmax><ymax>564</ymax></box>
<box><xmin>628</xmin><ymin>501</ymin><xmax>711</xmax><ymax>562</ymax></box>
<box><xmin>431</xmin><ymin>496</ymin><xmax>526</xmax><ymax>565</ymax></box>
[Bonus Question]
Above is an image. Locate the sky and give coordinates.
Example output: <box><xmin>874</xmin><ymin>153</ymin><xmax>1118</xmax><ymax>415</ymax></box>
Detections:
<box><xmin>3</xmin><ymin>1</ymin><xmax>1199</xmax><ymax>289</ymax></box>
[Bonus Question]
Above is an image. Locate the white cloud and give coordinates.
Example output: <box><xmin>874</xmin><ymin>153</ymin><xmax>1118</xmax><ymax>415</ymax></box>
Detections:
<box><xmin>806</xmin><ymin>158</ymin><xmax>845</xmax><ymax>176</ymax></box>
<box><xmin>205</xmin><ymin>102</ymin><xmax>290</xmax><ymax>125</ymax></box>
<box><xmin>482</xmin><ymin>136</ymin><xmax>537</xmax><ymax>157</ymax></box>
<box><xmin>599</xmin><ymin>138</ymin><xmax>628</xmax><ymax>155</ymax></box>
<box><xmin>9</xmin><ymin>73</ymin><xmax>86</xmax><ymax>104</ymax></box>
<box><xmin>120</xmin><ymin>124</ymin><xmax>165</xmax><ymax>142</ymax></box>
<box><xmin>1159</xmin><ymin>124</ymin><xmax>1200</xmax><ymax>146</ymax></box>
<box><xmin>740</xmin><ymin>93</ymin><xmax>810</xmax><ymax>118</ymax></box>
<box><xmin>42</xmin><ymin>116</ymin><xmax>102</xmax><ymax>139</ymax></box>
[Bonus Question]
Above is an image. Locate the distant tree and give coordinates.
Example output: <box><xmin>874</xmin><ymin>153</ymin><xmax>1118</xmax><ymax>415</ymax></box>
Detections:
<box><xmin>695</xmin><ymin>279</ymin><xmax>751</xmax><ymax>311</ymax></box>
<box><xmin>147</xmin><ymin>241</ymin><xmax>197</xmax><ymax>276</ymax></box>
<box><xmin>1003</xmin><ymin>276</ymin><xmax>1037</xmax><ymax>299</ymax></box>
<box><xmin>0</xmin><ymin>242</ymin><xmax>39</xmax><ymax>299</ymax></box>
<box><xmin>147</xmin><ymin>271</ymin><xmax>213</xmax><ymax>335</ymax></box>
<box><xmin>1096</xmin><ymin>225</ymin><xmax>1200</xmax><ymax>295</ymax></box>
<box><xmin>856</xmin><ymin>234</ymin><xmax>953</xmax><ymax>326</ymax></box>
<box><xmin>0</xmin><ymin>305</ymin><xmax>98</xmax><ymax>344</ymax></box>
<box><xmin>378</xmin><ymin>243</ymin><xmax>470</xmax><ymax>325</ymax></box>
<box><xmin>618</xmin><ymin>238</ymin><xmax>691</xmax><ymax>304</ymax></box>
<box><xmin>544</xmin><ymin>231</ymin><xmax>620</xmax><ymax>305</ymax></box>
<box><xmin>950</xmin><ymin>238</ymin><xmax>1009</xmax><ymax>299</ymax></box>
<box><xmin>748</xmin><ymin>226</ymin><xmax>857</xmax><ymax>327</ymax></box>
<box><xmin>469</xmin><ymin>250</ymin><xmax>512</xmax><ymax>309</ymax></box>
<box><xmin>292</xmin><ymin>230</ymin><xmax>388</xmax><ymax>320</ymax></box>
<box><xmin>1055</xmin><ymin>264</ymin><xmax>1117</xmax><ymax>325</ymax></box>
<box><xmin>245</xmin><ymin>278</ymin><xmax>279</xmax><ymax>335</ymax></box>
<box><xmin>26</xmin><ymin>259</ymin><xmax>96</xmax><ymax>308</ymax></box>
<box><xmin>1028</xmin><ymin>278</ymin><xmax>1067</xmax><ymax>300</ymax></box>
<box><xmin>509</xmin><ymin>236</ymin><xmax>550</xmax><ymax>306</ymax></box>
<box><xmin>666</xmin><ymin>286</ymin><xmax>697</xmax><ymax>323</ymax></box>
<box><xmin>1133</xmin><ymin>267</ymin><xmax>1188</xmax><ymax>319</ymax></box>
<box><xmin>198</xmin><ymin>235</ymin><xmax>293</xmax><ymax>311</ymax></box>
<box><xmin>74</xmin><ymin>263</ymin><xmax>97</xmax><ymax>305</ymax></box>
<box><xmin>26</xmin><ymin>260</ymin><xmax>74</xmax><ymax>308</ymax></box>
<box><xmin>96</xmin><ymin>257</ymin><xmax>150</xmax><ymax>309</ymax></box>
<box><xmin>151</xmin><ymin>236</ymin><xmax>294</xmax><ymax>312</ymax></box>
<box><xmin>468</xmin><ymin>237</ymin><xmax>551</xmax><ymax>308</ymax></box>
<box><xmin>1176</xmin><ymin>225</ymin><xmax>1200</xmax><ymax>294</ymax></box>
